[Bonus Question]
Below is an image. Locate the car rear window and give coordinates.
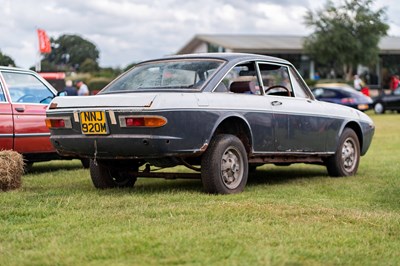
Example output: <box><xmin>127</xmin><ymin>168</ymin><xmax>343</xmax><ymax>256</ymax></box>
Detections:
<box><xmin>101</xmin><ymin>59</ymin><xmax>224</xmax><ymax>93</ymax></box>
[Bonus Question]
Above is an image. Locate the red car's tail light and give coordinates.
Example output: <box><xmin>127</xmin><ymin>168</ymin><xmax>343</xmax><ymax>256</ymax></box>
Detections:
<box><xmin>119</xmin><ymin>116</ymin><xmax>167</xmax><ymax>128</ymax></box>
<box><xmin>45</xmin><ymin>117</ymin><xmax>72</xmax><ymax>129</ymax></box>
<box><xmin>49</xmin><ymin>102</ymin><xmax>58</xmax><ymax>109</ymax></box>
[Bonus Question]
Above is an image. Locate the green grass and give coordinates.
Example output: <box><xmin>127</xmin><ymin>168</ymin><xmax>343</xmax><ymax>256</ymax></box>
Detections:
<box><xmin>1</xmin><ymin>112</ymin><xmax>399</xmax><ymax>265</ymax></box>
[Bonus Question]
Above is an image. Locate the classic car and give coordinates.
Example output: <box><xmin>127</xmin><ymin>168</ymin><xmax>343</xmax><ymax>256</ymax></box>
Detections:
<box><xmin>311</xmin><ymin>83</ymin><xmax>373</xmax><ymax>111</ymax></box>
<box><xmin>373</xmin><ymin>88</ymin><xmax>400</xmax><ymax>114</ymax></box>
<box><xmin>45</xmin><ymin>53</ymin><xmax>375</xmax><ymax>194</ymax></box>
<box><xmin>0</xmin><ymin>66</ymin><xmax>88</xmax><ymax>169</ymax></box>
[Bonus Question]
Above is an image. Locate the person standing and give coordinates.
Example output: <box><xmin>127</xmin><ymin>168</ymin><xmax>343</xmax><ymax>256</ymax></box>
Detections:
<box><xmin>77</xmin><ymin>81</ymin><xmax>89</xmax><ymax>96</ymax></box>
<box><xmin>353</xmin><ymin>75</ymin><xmax>364</xmax><ymax>90</ymax></box>
<box><xmin>64</xmin><ymin>80</ymin><xmax>77</xmax><ymax>96</ymax></box>
<box><xmin>390</xmin><ymin>75</ymin><xmax>399</xmax><ymax>92</ymax></box>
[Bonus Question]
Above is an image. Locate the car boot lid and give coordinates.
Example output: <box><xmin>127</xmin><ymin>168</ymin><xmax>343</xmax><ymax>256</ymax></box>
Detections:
<box><xmin>49</xmin><ymin>93</ymin><xmax>157</xmax><ymax>109</ymax></box>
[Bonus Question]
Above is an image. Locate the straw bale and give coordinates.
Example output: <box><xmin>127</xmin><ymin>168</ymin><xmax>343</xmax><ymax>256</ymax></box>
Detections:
<box><xmin>0</xmin><ymin>150</ymin><xmax>24</xmax><ymax>191</ymax></box>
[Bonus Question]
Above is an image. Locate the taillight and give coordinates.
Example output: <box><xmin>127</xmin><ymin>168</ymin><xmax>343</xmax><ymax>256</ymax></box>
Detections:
<box><xmin>341</xmin><ymin>98</ymin><xmax>355</xmax><ymax>104</ymax></box>
<box><xmin>45</xmin><ymin>117</ymin><xmax>72</xmax><ymax>129</ymax></box>
<box><xmin>119</xmin><ymin>116</ymin><xmax>167</xmax><ymax>128</ymax></box>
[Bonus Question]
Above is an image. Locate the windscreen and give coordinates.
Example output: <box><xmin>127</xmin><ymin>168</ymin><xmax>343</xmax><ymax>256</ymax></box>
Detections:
<box><xmin>102</xmin><ymin>59</ymin><xmax>224</xmax><ymax>93</ymax></box>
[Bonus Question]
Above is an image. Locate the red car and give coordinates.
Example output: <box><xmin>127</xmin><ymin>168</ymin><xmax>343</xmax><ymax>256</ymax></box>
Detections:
<box><xmin>0</xmin><ymin>66</ymin><xmax>87</xmax><ymax>169</ymax></box>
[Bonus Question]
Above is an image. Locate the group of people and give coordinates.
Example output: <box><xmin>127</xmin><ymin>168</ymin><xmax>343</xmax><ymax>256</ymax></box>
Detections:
<box><xmin>64</xmin><ymin>80</ymin><xmax>89</xmax><ymax>96</ymax></box>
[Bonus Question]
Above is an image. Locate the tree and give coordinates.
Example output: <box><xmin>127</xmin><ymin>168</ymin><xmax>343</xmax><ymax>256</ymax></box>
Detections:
<box><xmin>42</xmin><ymin>34</ymin><xmax>100</xmax><ymax>71</ymax></box>
<box><xmin>80</xmin><ymin>58</ymin><xmax>99</xmax><ymax>73</ymax></box>
<box><xmin>0</xmin><ymin>51</ymin><xmax>16</xmax><ymax>67</ymax></box>
<box><xmin>303</xmin><ymin>0</ymin><xmax>389</xmax><ymax>81</ymax></box>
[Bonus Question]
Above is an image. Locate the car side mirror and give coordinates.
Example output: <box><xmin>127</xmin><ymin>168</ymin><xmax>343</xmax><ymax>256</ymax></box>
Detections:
<box><xmin>57</xmin><ymin>91</ymin><xmax>67</xmax><ymax>97</ymax></box>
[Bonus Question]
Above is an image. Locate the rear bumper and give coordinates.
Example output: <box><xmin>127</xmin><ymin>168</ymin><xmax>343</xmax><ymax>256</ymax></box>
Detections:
<box><xmin>50</xmin><ymin>134</ymin><xmax>205</xmax><ymax>159</ymax></box>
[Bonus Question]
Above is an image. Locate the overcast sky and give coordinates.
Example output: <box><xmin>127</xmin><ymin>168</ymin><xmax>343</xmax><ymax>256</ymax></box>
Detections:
<box><xmin>1</xmin><ymin>0</ymin><xmax>399</xmax><ymax>69</ymax></box>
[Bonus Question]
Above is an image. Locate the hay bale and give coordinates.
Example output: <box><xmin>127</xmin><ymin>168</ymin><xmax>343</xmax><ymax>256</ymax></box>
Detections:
<box><xmin>0</xmin><ymin>150</ymin><xmax>24</xmax><ymax>191</ymax></box>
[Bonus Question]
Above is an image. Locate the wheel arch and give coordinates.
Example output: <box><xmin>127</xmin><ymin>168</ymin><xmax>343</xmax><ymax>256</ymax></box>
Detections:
<box><xmin>343</xmin><ymin>121</ymin><xmax>363</xmax><ymax>153</ymax></box>
<box><xmin>208</xmin><ymin>115</ymin><xmax>253</xmax><ymax>155</ymax></box>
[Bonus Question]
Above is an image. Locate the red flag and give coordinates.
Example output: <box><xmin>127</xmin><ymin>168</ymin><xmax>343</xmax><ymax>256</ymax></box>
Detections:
<box><xmin>37</xmin><ymin>29</ymin><xmax>51</xmax><ymax>54</ymax></box>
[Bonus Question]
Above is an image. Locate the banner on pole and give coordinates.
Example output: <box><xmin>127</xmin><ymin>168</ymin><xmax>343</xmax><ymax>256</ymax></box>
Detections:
<box><xmin>37</xmin><ymin>29</ymin><xmax>51</xmax><ymax>54</ymax></box>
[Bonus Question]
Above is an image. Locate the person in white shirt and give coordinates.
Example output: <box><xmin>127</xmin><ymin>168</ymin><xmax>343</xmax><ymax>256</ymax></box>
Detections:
<box><xmin>77</xmin><ymin>81</ymin><xmax>89</xmax><ymax>96</ymax></box>
<box><xmin>353</xmin><ymin>75</ymin><xmax>363</xmax><ymax>91</ymax></box>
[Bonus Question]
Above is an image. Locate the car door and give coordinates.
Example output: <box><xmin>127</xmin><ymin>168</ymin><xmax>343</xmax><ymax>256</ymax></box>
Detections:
<box><xmin>385</xmin><ymin>91</ymin><xmax>400</xmax><ymax>110</ymax></box>
<box><xmin>0</xmin><ymin>81</ymin><xmax>13</xmax><ymax>150</ymax></box>
<box><xmin>1</xmin><ymin>70</ymin><xmax>56</xmax><ymax>154</ymax></box>
<box><xmin>258</xmin><ymin>63</ymin><xmax>329</xmax><ymax>152</ymax></box>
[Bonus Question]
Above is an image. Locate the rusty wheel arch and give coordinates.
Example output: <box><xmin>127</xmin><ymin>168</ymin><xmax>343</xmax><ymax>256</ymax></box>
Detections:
<box><xmin>212</xmin><ymin>116</ymin><xmax>253</xmax><ymax>155</ymax></box>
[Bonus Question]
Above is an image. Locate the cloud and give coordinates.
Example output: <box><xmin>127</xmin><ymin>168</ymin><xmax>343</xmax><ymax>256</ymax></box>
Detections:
<box><xmin>0</xmin><ymin>0</ymin><xmax>397</xmax><ymax>69</ymax></box>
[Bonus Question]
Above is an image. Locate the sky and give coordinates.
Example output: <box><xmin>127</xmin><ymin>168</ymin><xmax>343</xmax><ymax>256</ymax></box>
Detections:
<box><xmin>1</xmin><ymin>0</ymin><xmax>399</xmax><ymax>69</ymax></box>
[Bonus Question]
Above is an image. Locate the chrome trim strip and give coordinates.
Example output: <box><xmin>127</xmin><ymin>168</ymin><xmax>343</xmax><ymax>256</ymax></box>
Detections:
<box><xmin>14</xmin><ymin>133</ymin><xmax>50</xmax><ymax>138</ymax></box>
<box><xmin>0</xmin><ymin>133</ymin><xmax>13</xmax><ymax>138</ymax></box>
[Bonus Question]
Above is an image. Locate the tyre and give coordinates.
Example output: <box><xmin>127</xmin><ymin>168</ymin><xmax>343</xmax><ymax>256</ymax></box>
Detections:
<box><xmin>326</xmin><ymin>128</ymin><xmax>360</xmax><ymax>177</ymax></box>
<box><xmin>201</xmin><ymin>134</ymin><xmax>248</xmax><ymax>194</ymax></box>
<box><xmin>89</xmin><ymin>159</ymin><xmax>137</xmax><ymax>189</ymax></box>
<box><xmin>374</xmin><ymin>102</ymin><xmax>385</xmax><ymax>114</ymax></box>
<box><xmin>80</xmin><ymin>158</ymin><xmax>90</xmax><ymax>169</ymax></box>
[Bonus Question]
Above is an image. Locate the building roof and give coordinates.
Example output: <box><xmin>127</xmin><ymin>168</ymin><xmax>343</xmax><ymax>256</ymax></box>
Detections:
<box><xmin>177</xmin><ymin>34</ymin><xmax>400</xmax><ymax>55</ymax></box>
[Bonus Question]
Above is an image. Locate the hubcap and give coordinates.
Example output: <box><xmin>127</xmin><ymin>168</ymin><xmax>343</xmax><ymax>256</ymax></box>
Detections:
<box><xmin>341</xmin><ymin>137</ymin><xmax>357</xmax><ymax>173</ymax></box>
<box><xmin>221</xmin><ymin>147</ymin><xmax>244</xmax><ymax>189</ymax></box>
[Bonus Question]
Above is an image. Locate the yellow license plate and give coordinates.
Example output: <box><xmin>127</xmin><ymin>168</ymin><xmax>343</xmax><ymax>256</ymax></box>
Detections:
<box><xmin>80</xmin><ymin>111</ymin><xmax>108</xmax><ymax>135</ymax></box>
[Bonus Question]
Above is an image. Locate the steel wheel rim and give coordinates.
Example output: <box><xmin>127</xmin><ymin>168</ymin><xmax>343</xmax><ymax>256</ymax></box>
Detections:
<box><xmin>220</xmin><ymin>146</ymin><xmax>244</xmax><ymax>189</ymax></box>
<box><xmin>341</xmin><ymin>137</ymin><xmax>358</xmax><ymax>173</ymax></box>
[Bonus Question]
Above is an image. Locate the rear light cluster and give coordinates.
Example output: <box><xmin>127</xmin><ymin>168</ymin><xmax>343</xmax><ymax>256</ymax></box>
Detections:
<box><xmin>341</xmin><ymin>98</ymin><xmax>356</xmax><ymax>104</ymax></box>
<box><xmin>46</xmin><ymin>115</ymin><xmax>167</xmax><ymax>129</ymax></box>
<box><xmin>45</xmin><ymin>117</ymin><xmax>72</xmax><ymax>129</ymax></box>
<box><xmin>119</xmin><ymin>116</ymin><xmax>167</xmax><ymax>128</ymax></box>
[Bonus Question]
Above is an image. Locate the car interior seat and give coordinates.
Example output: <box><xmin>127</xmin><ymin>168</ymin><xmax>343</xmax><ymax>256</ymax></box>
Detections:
<box><xmin>229</xmin><ymin>81</ymin><xmax>258</xmax><ymax>94</ymax></box>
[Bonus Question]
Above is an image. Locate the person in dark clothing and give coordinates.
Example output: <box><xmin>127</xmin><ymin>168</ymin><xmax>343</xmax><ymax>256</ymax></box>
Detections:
<box><xmin>64</xmin><ymin>80</ymin><xmax>77</xmax><ymax>96</ymax></box>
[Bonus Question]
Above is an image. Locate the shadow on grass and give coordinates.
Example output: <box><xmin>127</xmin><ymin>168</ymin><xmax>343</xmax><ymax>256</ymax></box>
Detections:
<box><xmin>25</xmin><ymin>160</ymin><xmax>84</xmax><ymax>174</ymax></box>
<box><xmin>247</xmin><ymin>165</ymin><xmax>328</xmax><ymax>186</ymax></box>
<box><xmin>23</xmin><ymin>161</ymin><xmax>329</xmax><ymax>195</ymax></box>
<box><xmin>99</xmin><ymin>165</ymin><xmax>329</xmax><ymax>195</ymax></box>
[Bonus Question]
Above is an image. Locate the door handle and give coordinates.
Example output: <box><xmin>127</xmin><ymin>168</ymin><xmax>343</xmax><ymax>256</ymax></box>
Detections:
<box><xmin>15</xmin><ymin>107</ymin><xmax>25</xmax><ymax>112</ymax></box>
<box><xmin>271</xmin><ymin>101</ymin><xmax>282</xmax><ymax>106</ymax></box>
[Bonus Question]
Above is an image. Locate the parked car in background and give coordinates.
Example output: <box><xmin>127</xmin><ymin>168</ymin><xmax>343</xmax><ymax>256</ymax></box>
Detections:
<box><xmin>373</xmin><ymin>88</ymin><xmax>400</xmax><ymax>114</ymax></box>
<box><xmin>311</xmin><ymin>83</ymin><xmax>373</xmax><ymax>111</ymax></box>
<box><xmin>46</xmin><ymin>53</ymin><xmax>375</xmax><ymax>194</ymax></box>
<box><xmin>0</xmin><ymin>66</ymin><xmax>88</xmax><ymax>169</ymax></box>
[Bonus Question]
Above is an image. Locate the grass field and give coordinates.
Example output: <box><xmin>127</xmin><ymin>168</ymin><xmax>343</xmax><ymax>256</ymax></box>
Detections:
<box><xmin>1</xmin><ymin>112</ymin><xmax>399</xmax><ymax>265</ymax></box>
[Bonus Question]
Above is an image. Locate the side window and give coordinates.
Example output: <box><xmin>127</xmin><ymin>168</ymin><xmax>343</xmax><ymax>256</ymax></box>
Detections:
<box><xmin>258</xmin><ymin>63</ymin><xmax>292</xmax><ymax>97</ymax></box>
<box><xmin>2</xmin><ymin>72</ymin><xmax>54</xmax><ymax>104</ymax></box>
<box><xmin>289</xmin><ymin>67</ymin><xmax>313</xmax><ymax>99</ymax></box>
<box><xmin>216</xmin><ymin>62</ymin><xmax>262</xmax><ymax>95</ymax></box>
<box><xmin>0</xmin><ymin>82</ymin><xmax>6</xmax><ymax>102</ymax></box>
<box><xmin>313</xmin><ymin>88</ymin><xmax>336</xmax><ymax>98</ymax></box>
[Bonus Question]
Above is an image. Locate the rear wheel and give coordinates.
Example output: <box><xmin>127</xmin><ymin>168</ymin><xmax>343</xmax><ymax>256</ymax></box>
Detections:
<box><xmin>201</xmin><ymin>134</ymin><xmax>248</xmax><ymax>194</ymax></box>
<box><xmin>89</xmin><ymin>159</ymin><xmax>137</xmax><ymax>189</ymax></box>
<box><xmin>326</xmin><ymin>128</ymin><xmax>360</xmax><ymax>177</ymax></box>
<box><xmin>374</xmin><ymin>102</ymin><xmax>385</xmax><ymax>114</ymax></box>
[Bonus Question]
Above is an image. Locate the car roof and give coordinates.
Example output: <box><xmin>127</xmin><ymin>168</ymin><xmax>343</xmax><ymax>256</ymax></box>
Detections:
<box><xmin>0</xmin><ymin>66</ymin><xmax>37</xmax><ymax>74</ymax></box>
<box><xmin>139</xmin><ymin>52</ymin><xmax>292</xmax><ymax>66</ymax></box>
<box><xmin>314</xmin><ymin>83</ymin><xmax>354</xmax><ymax>89</ymax></box>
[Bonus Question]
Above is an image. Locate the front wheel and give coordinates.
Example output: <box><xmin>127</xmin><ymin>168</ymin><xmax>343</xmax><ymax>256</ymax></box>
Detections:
<box><xmin>201</xmin><ymin>134</ymin><xmax>248</xmax><ymax>194</ymax></box>
<box><xmin>89</xmin><ymin>159</ymin><xmax>137</xmax><ymax>189</ymax></box>
<box><xmin>326</xmin><ymin>128</ymin><xmax>360</xmax><ymax>177</ymax></box>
